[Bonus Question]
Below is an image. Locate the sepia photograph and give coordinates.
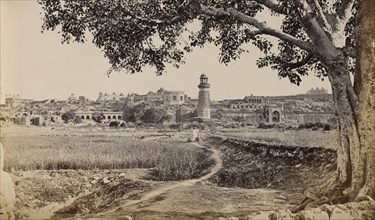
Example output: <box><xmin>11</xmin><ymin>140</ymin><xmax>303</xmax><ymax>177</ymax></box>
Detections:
<box><xmin>1</xmin><ymin>0</ymin><xmax>374</xmax><ymax>219</ymax></box>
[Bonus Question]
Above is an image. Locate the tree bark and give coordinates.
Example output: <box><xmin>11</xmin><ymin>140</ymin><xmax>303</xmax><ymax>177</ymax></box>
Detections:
<box><xmin>321</xmin><ymin>0</ymin><xmax>375</xmax><ymax>201</ymax></box>
<box><xmin>353</xmin><ymin>0</ymin><xmax>375</xmax><ymax>200</ymax></box>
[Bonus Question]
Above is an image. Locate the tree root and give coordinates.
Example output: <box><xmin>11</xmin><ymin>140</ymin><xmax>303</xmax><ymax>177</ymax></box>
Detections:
<box><xmin>291</xmin><ymin>173</ymin><xmax>352</xmax><ymax>213</ymax></box>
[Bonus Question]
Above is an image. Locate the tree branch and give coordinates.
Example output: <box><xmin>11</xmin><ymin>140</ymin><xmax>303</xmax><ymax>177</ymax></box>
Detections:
<box><xmin>252</xmin><ymin>0</ymin><xmax>288</xmax><ymax>15</ymax></box>
<box><xmin>337</xmin><ymin>0</ymin><xmax>355</xmax><ymax>21</ymax></box>
<box><xmin>307</xmin><ymin>0</ymin><xmax>332</xmax><ymax>33</ymax></box>
<box><xmin>200</xmin><ymin>5</ymin><xmax>314</xmax><ymax>52</ymax></box>
<box><xmin>281</xmin><ymin>53</ymin><xmax>313</xmax><ymax>69</ymax></box>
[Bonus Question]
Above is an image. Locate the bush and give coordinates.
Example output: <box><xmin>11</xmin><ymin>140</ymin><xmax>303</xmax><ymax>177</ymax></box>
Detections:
<box><xmin>257</xmin><ymin>123</ymin><xmax>275</xmax><ymax>129</ymax></box>
<box><xmin>61</xmin><ymin>111</ymin><xmax>76</xmax><ymax>123</ymax></box>
<box><xmin>92</xmin><ymin>112</ymin><xmax>105</xmax><ymax>123</ymax></box>
<box><xmin>74</xmin><ymin>115</ymin><xmax>82</xmax><ymax>124</ymax></box>
<box><xmin>109</xmin><ymin>121</ymin><xmax>120</xmax><ymax>127</ymax></box>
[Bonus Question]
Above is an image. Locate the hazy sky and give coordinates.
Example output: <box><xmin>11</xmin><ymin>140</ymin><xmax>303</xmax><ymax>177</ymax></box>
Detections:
<box><xmin>0</xmin><ymin>0</ymin><xmax>331</xmax><ymax>103</ymax></box>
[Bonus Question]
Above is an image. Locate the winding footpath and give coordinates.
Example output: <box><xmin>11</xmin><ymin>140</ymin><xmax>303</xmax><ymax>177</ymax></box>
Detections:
<box><xmin>106</xmin><ymin>141</ymin><xmax>223</xmax><ymax>212</ymax></box>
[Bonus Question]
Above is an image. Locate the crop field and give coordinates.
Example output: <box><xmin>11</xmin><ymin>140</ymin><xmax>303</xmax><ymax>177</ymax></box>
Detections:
<box><xmin>217</xmin><ymin>128</ymin><xmax>337</xmax><ymax>149</ymax></box>
<box><xmin>0</xmin><ymin>127</ymin><xmax>213</xmax><ymax>181</ymax></box>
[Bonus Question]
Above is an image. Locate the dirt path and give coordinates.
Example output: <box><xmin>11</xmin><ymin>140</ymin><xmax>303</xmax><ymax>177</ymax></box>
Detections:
<box><xmin>104</xmin><ymin>141</ymin><xmax>222</xmax><ymax>213</ymax></box>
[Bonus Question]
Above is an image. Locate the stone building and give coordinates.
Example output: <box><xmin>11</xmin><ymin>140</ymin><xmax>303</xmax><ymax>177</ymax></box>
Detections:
<box><xmin>263</xmin><ymin>105</ymin><xmax>284</xmax><ymax>123</ymax></box>
<box><xmin>97</xmin><ymin>92</ymin><xmax>125</xmax><ymax>102</ymax></box>
<box><xmin>163</xmin><ymin>91</ymin><xmax>185</xmax><ymax>106</ymax></box>
<box><xmin>306</xmin><ymin>87</ymin><xmax>328</xmax><ymax>95</ymax></box>
<box><xmin>197</xmin><ymin>73</ymin><xmax>211</xmax><ymax>119</ymax></box>
<box><xmin>4</xmin><ymin>94</ymin><xmax>33</xmax><ymax>106</ymax></box>
<box><xmin>67</xmin><ymin>93</ymin><xmax>77</xmax><ymax>102</ymax></box>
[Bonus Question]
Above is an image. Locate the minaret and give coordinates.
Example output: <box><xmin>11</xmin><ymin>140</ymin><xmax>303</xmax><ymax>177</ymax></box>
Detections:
<box><xmin>197</xmin><ymin>73</ymin><xmax>210</xmax><ymax>119</ymax></box>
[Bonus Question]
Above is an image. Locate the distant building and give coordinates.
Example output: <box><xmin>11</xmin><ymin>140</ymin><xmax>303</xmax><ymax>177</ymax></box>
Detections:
<box><xmin>163</xmin><ymin>91</ymin><xmax>185</xmax><ymax>106</ymax></box>
<box><xmin>68</xmin><ymin>93</ymin><xmax>77</xmax><ymax>102</ymax></box>
<box><xmin>78</xmin><ymin>96</ymin><xmax>86</xmax><ymax>104</ymax></box>
<box><xmin>306</xmin><ymin>87</ymin><xmax>328</xmax><ymax>95</ymax></box>
<box><xmin>4</xmin><ymin>94</ymin><xmax>33</xmax><ymax>106</ymax></box>
<box><xmin>197</xmin><ymin>73</ymin><xmax>211</xmax><ymax>119</ymax></box>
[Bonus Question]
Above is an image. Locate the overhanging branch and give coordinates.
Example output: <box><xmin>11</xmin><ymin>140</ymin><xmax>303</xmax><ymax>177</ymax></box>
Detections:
<box><xmin>252</xmin><ymin>0</ymin><xmax>288</xmax><ymax>15</ymax></box>
<box><xmin>200</xmin><ymin>5</ymin><xmax>314</xmax><ymax>53</ymax></box>
<box><xmin>281</xmin><ymin>53</ymin><xmax>313</xmax><ymax>69</ymax></box>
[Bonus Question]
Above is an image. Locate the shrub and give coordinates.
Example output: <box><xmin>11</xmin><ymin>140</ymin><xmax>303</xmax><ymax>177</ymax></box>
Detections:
<box><xmin>61</xmin><ymin>111</ymin><xmax>76</xmax><ymax>123</ymax></box>
<box><xmin>109</xmin><ymin>121</ymin><xmax>120</xmax><ymax>127</ymax></box>
<box><xmin>74</xmin><ymin>115</ymin><xmax>82</xmax><ymax>124</ymax></box>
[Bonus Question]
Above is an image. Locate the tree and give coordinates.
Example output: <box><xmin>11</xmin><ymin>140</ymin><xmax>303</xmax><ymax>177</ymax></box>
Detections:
<box><xmin>92</xmin><ymin>112</ymin><xmax>105</xmax><ymax>123</ymax></box>
<box><xmin>122</xmin><ymin>103</ymin><xmax>155</xmax><ymax>123</ymax></box>
<box><xmin>39</xmin><ymin>0</ymin><xmax>374</xmax><ymax>202</ymax></box>
<box><xmin>74</xmin><ymin>115</ymin><xmax>82</xmax><ymax>124</ymax></box>
<box><xmin>61</xmin><ymin>111</ymin><xmax>75</xmax><ymax>123</ymax></box>
<box><xmin>140</xmin><ymin>107</ymin><xmax>169</xmax><ymax>124</ymax></box>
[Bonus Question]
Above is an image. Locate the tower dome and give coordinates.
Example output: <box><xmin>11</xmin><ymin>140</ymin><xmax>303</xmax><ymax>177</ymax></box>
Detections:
<box><xmin>198</xmin><ymin>73</ymin><xmax>210</xmax><ymax>89</ymax></box>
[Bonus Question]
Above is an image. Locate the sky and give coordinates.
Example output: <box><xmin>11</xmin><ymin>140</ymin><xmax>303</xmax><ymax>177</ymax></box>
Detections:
<box><xmin>0</xmin><ymin>0</ymin><xmax>331</xmax><ymax>103</ymax></box>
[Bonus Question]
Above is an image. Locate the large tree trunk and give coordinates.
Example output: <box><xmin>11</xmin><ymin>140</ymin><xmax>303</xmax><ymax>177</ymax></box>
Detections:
<box><xmin>322</xmin><ymin>0</ymin><xmax>375</xmax><ymax>202</ymax></box>
<box><xmin>353</xmin><ymin>0</ymin><xmax>375</xmax><ymax>200</ymax></box>
<box><xmin>324</xmin><ymin>52</ymin><xmax>361</xmax><ymax>199</ymax></box>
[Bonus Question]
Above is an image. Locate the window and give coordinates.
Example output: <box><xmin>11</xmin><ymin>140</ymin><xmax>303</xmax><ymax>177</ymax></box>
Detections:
<box><xmin>173</xmin><ymin>96</ymin><xmax>177</xmax><ymax>101</ymax></box>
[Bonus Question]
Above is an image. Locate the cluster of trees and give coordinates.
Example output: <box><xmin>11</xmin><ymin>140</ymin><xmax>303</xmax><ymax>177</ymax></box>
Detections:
<box><xmin>61</xmin><ymin>111</ymin><xmax>82</xmax><ymax>124</ymax></box>
<box><xmin>123</xmin><ymin>104</ymin><xmax>171</xmax><ymax>124</ymax></box>
<box><xmin>39</xmin><ymin>0</ymin><xmax>374</xmax><ymax>202</ymax></box>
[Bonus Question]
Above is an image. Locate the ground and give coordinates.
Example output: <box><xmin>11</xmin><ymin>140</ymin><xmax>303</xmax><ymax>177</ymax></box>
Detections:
<box><xmin>0</xmin><ymin>126</ymin><xmax>345</xmax><ymax>219</ymax></box>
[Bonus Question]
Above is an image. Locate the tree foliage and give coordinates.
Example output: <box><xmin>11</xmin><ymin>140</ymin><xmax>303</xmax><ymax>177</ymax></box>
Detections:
<box><xmin>39</xmin><ymin>0</ymin><xmax>356</xmax><ymax>84</ymax></box>
<box><xmin>92</xmin><ymin>112</ymin><xmax>105</xmax><ymax>123</ymax></box>
<box><xmin>140</xmin><ymin>107</ymin><xmax>170</xmax><ymax>124</ymax></box>
<box><xmin>61</xmin><ymin>111</ymin><xmax>76</xmax><ymax>123</ymax></box>
<box><xmin>122</xmin><ymin>103</ymin><xmax>169</xmax><ymax>124</ymax></box>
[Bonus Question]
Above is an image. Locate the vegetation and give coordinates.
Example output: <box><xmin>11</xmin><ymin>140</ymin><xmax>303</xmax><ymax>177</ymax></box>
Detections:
<box><xmin>39</xmin><ymin>0</ymin><xmax>375</xmax><ymax>200</ymax></box>
<box><xmin>74</xmin><ymin>115</ymin><xmax>82</xmax><ymax>124</ymax></box>
<box><xmin>91</xmin><ymin>112</ymin><xmax>105</xmax><ymax>123</ymax></box>
<box><xmin>123</xmin><ymin>104</ymin><xmax>170</xmax><ymax>125</ymax></box>
<box><xmin>217</xmin><ymin>129</ymin><xmax>337</xmax><ymax>149</ymax></box>
<box><xmin>61</xmin><ymin>111</ymin><xmax>75</xmax><ymax>123</ymax></box>
<box><xmin>140</xmin><ymin>108</ymin><xmax>170</xmax><ymax>124</ymax></box>
<box><xmin>0</xmin><ymin>129</ymin><xmax>213</xmax><ymax>181</ymax></box>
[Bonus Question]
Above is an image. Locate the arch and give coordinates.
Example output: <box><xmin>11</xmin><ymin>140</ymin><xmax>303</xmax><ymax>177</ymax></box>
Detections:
<box><xmin>118</xmin><ymin>115</ymin><xmax>121</xmax><ymax>120</ymax></box>
<box><xmin>0</xmin><ymin>117</ymin><xmax>6</xmax><ymax>122</ymax></box>
<box><xmin>22</xmin><ymin>113</ymin><xmax>28</xmax><ymax>117</ymax></box>
<box><xmin>173</xmin><ymin>95</ymin><xmax>177</xmax><ymax>101</ymax></box>
<box><xmin>107</xmin><ymin>115</ymin><xmax>111</xmax><ymax>119</ymax></box>
<box><xmin>86</xmin><ymin>115</ymin><xmax>90</xmax><ymax>119</ymax></box>
<box><xmin>81</xmin><ymin>115</ymin><xmax>85</xmax><ymax>119</ymax></box>
<box><xmin>272</xmin><ymin>111</ymin><xmax>281</xmax><ymax>123</ymax></box>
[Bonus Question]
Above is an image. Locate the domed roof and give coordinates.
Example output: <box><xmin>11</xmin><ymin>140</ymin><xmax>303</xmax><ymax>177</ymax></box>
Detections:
<box><xmin>200</xmin><ymin>73</ymin><xmax>208</xmax><ymax>79</ymax></box>
<box><xmin>157</xmin><ymin>87</ymin><xmax>165</xmax><ymax>94</ymax></box>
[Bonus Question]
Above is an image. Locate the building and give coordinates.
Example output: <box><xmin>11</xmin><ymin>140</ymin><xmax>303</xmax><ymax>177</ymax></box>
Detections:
<box><xmin>4</xmin><ymin>94</ymin><xmax>33</xmax><ymax>106</ymax></box>
<box><xmin>67</xmin><ymin>93</ymin><xmax>77</xmax><ymax>102</ymax></box>
<box><xmin>306</xmin><ymin>87</ymin><xmax>328</xmax><ymax>95</ymax></box>
<box><xmin>197</xmin><ymin>73</ymin><xmax>211</xmax><ymax>119</ymax></box>
<box><xmin>163</xmin><ymin>91</ymin><xmax>185</xmax><ymax>106</ymax></box>
<box><xmin>78</xmin><ymin>96</ymin><xmax>86</xmax><ymax>104</ymax></box>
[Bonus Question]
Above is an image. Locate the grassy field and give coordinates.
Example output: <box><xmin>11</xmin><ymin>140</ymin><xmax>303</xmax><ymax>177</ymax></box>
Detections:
<box><xmin>0</xmin><ymin>127</ymin><xmax>213</xmax><ymax>181</ymax></box>
<box><xmin>216</xmin><ymin>128</ymin><xmax>338</xmax><ymax>149</ymax></box>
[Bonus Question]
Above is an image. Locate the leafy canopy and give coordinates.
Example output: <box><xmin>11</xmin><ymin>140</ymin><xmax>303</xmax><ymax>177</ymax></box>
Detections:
<box><xmin>39</xmin><ymin>0</ymin><xmax>357</xmax><ymax>85</ymax></box>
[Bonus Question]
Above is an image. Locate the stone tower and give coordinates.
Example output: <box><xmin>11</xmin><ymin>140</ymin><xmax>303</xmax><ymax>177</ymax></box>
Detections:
<box><xmin>197</xmin><ymin>73</ymin><xmax>211</xmax><ymax>119</ymax></box>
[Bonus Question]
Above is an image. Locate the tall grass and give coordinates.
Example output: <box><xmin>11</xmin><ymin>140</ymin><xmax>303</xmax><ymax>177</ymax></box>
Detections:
<box><xmin>0</xmin><ymin>129</ymin><xmax>213</xmax><ymax>181</ymax></box>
